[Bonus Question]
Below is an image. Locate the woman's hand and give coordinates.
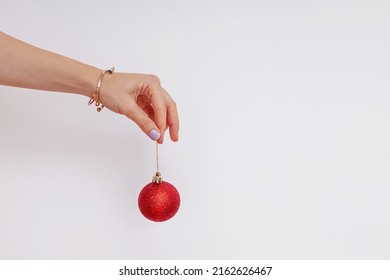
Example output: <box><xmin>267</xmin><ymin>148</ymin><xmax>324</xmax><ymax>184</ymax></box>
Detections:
<box><xmin>100</xmin><ymin>72</ymin><xmax>179</xmax><ymax>143</ymax></box>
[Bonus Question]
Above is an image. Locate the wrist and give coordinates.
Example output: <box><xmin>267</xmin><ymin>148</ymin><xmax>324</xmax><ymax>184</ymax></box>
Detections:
<box><xmin>79</xmin><ymin>66</ymin><xmax>102</xmax><ymax>98</ymax></box>
<box><xmin>87</xmin><ymin>67</ymin><xmax>116</xmax><ymax>112</ymax></box>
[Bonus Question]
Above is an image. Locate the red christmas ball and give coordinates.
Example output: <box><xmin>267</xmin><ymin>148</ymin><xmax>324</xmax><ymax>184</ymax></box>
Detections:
<box><xmin>138</xmin><ymin>180</ymin><xmax>180</xmax><ymax>222</ymax></box>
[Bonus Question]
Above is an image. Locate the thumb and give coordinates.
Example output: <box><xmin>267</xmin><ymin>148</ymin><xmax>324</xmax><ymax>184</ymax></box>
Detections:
<box><xmin>126</xmin><ymin>106</ymin><xmax>161</xmax><ymax>141</ymax></box>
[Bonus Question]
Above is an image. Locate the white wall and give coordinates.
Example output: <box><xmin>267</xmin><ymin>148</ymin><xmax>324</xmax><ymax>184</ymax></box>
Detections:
<box><xmin>0</xmin><ymin>0</ymin><xmax>389</xmax><ymax>259</ymax></box>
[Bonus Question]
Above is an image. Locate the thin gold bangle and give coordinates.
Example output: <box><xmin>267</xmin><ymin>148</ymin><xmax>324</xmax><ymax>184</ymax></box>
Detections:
<box><xmin>88</xmin><ymin>67</ymin><xmax>115</xmax><ymax>112</ymax></box>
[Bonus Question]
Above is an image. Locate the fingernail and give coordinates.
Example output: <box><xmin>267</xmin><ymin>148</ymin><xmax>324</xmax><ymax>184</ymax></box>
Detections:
<box><xmin>148</xmin><ymin>129</ymin><xmax>160</xmax><ymax>141</ymax></box>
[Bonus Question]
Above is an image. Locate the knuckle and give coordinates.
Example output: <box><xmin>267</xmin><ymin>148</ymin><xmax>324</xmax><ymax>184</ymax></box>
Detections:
<box><xmin>148</xmin><ymin>74</ymin><xmax>160</xmax><ymax>84</ymax></box>
<box><xmin>169</xmin><ymin>100</ymin><xmax>177</xmax><ymax>109</ymax></box>
<box><xmin>139</xmin><ymin>117</ymin><xmax>152</xmax><ymax>130</ymax></box>
<box><xmin>155</xmin><ymin>107</ymin><xmax>166</xmax><ymax>113</ymax></box>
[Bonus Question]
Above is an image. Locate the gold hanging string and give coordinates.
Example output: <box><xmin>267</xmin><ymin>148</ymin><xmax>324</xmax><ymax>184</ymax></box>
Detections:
<box><xmin>152</xmin><ymin>141</ymin><xmax>163</xmax><ymax>184</ymax></box>
<box><xmin>156</xmin><ymin>141</ymin><xmax>159</xmax><ymax>173</ymax></box>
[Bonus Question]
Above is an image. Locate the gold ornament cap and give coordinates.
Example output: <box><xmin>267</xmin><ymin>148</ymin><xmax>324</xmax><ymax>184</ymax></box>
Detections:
<box><xmin>152</xmin><ymin>172</ymin><xmax>163</xmax><ymax>184</ymax></box>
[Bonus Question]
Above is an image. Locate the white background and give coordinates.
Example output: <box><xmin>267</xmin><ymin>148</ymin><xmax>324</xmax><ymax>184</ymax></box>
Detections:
<box><xmin>0</xmin><ymin>0</ymin><xmax>389</xmax><ymax>259</ymax></box>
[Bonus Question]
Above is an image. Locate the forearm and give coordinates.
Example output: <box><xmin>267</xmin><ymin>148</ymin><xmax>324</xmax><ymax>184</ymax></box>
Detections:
<box><xmin>0</xmin><ymin>31</ymin><xmax>99</xmax><ymax>97</ymax></box>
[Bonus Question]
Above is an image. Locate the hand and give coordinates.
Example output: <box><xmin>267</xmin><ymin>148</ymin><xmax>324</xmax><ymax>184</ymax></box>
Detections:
<box><xmin>100</xmin><ymin>73</ymin><xmax>179</xmax><ymax>143</ymax></box>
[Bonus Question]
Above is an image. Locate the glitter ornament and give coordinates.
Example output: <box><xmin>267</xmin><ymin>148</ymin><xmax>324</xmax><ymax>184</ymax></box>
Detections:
<box><xmin>138</xmin><ymin>143</ymin><xmax>180</xmax><ymax>222</ymax></box>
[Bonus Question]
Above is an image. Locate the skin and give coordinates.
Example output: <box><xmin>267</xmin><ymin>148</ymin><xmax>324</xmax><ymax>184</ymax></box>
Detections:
<box><xmin>0</xmin><ymin>31</ymin><xmax>179</xmax><ymax>143</ymax></box>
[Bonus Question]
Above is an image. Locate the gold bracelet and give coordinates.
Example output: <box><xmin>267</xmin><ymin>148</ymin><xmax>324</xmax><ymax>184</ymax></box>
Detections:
<box><xmin>88</xmin><ymin>67</ymin><xmax>115</xmax><ymax>112</ymax></box>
